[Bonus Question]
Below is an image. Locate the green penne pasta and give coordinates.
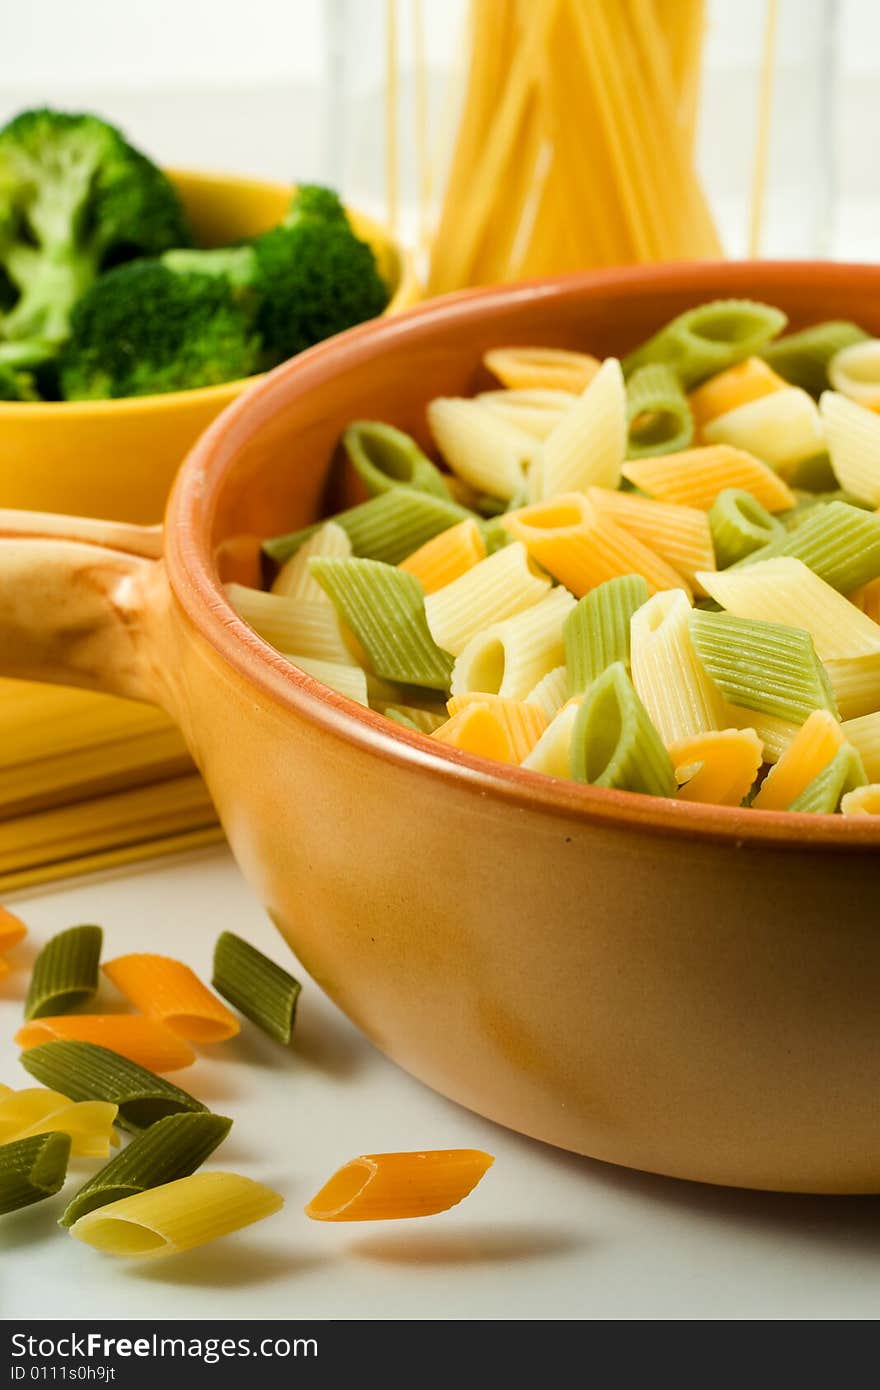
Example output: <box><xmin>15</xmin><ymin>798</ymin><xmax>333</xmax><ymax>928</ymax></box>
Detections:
<box><xmin>782</xmin><ymin>489</ymin><xmax>876</xmax><ymax>531</ymax></box>
<box><xmin>763</xmin><ymin>321</ymin><xmax>868</xmax><ymax>397</ymax></box>
<box><xmin>212</xmin><ymin>933</ymin><xmax>302</xmax><ymax>1045</ymax></box>
<box><xmin>24</xmin><ymin>924</ymin><xmax>102</xmax><ymax>1022</ymax></box>
<box><xmin>310</xmin><ymin>557</ymin><xmax>454</xmax><ymax>690</ymax></box>
<box><xmin>0</xmin><ymin>1131</ymin><xmax>71</xmax><ymax>1215</ymax></box>
<box><xmin>384</xmin><ymin>709</ymin><xmax>422</xmax><ymax>732</ymax></box>
<box><xmin>774</xmin><ymin>501</ymin><xmax>880</xmax><ymax>593</ymax></box>
<box><xmin>21</xmin><ymin>1041</ymin><xmax>209</xmax><ymax>1134</ymax></box>
<box><xmin>378</xmin><ymin>703</ymin><xmax>447</xmax><ymax>733</ymax></box>
<box><xmin>709</xmin><ymin>489</ymin><xmax>785</xmax><ymax>568</ymax></box>
<box><xmin>263</xmin><ymin>489</ymin><xmax>471</xmax><ymax>566</ymax></box>
<box><xmin>564</xmin><ymin>575</ymin><xmax>650</xmax><ymax>695</ymax></box>
<box><xmin>569</xmin><ymin>662</ymin><xmax>676</xmax><ymax>796</ymax></box>
<box><xmin>622</xmin><ymin>300</ymin><xmax>787</xmax><ymax>388</ymax></box>
<box><xmin>343</xmin><ymin>421</ymin><xmax>451</xmax><ymax>499</ymax></box>
<box><xmin>789</xmin><ymin>743</ymin><xmax>867</xmax><ymax>814</ymax></box>
<box><xmin>625</xmin><ymin>364</ymin><xmax>694</xmax><ymax>458</ymax></box>
<box><xmin>59</xmin><ymin>1112</ymin><xmax>232</xmax><ymax>1228</ymax></box>
<box><xmin>689</xmin><ymin>610</ymin><xmax>838</xmax><ymax>725</ymax></box>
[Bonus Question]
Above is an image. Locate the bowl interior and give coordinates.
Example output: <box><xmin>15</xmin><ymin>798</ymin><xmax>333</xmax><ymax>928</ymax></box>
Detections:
<box><xmin>169</xmin><ymin>260</ymin><xmax>880</xmax><ymax>848</ymax></box>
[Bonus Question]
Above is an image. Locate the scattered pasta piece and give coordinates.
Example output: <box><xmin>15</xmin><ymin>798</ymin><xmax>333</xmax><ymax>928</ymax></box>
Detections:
<box><xmin>69</xmin><ymin>1172</ymin><xmax>283</xmax><ymax>1258</ymax></box>
<box><xmin>103</xmin><ymin>954</ymin><xmax>240</xmax><ymax>1044</ymax></box>
<box><xmin>212</xmin><ymin>933</ymin><xmax>302</xmax><ymax>1046</ymax></box>
<box><xmin>24</xmin><ymin>924</ymin><xmax>102</xmax><ymax>1022</ymax></box>
<box><xmin>670</xmin><ymin>729</ymin><xmax>763</xmax><ymax>806</ymax></box>
<box><xmin>21</xmin><ymin>1040</ymin><xmax>209</xmax><ymax>1134</ymax></box>
<box><xmin>15</xmin><ymin>1015</ymin><xmax>196</xmax><ymax>1073</ymax></box>
<box><xmin>15</xmin><ymin>1100</ymin><xmax>119</xmax><ymax>1159</ymax></box>
<box><xmin>305</xmin><ymin>1149</ymin><xmax>494</xmax><ymax>1222</ymax></box>
<box><xmin>0</xmin><ymin>1132</ymin><xmax>71</xmax><ymax>1216</ymax></box>
<box><xmin>0</xmin><ymin>1086</ymin><xmax>76</xmax><ymax>1145</ymax></box>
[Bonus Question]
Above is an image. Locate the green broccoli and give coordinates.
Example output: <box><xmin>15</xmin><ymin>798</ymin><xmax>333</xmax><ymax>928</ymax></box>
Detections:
<box><xmin>60</xmin><ymin>183</ymin><xmax>391</xmax><ymax>399</ymax></box>
<box><xmin>0</xmin><ymin>362</ymin><xmax>38</xmax><ymax>400</ymax></box>
<box><xmin>0</xmin><ymin>108</ymin><xmax>191</xmax><ymax>355</ymax></box>
<box><xmin>59</xmin><ymin>260</ymin><xmax>262</xmax><ymax>400</ymax></box>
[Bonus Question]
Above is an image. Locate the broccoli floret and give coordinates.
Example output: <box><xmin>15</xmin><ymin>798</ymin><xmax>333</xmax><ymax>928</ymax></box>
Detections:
<box><xmin>59</xmin><ymin>260</ymin><xmax>261</xmax><ymax>399</ymax></box>
<box><xmin>0</xmin><ymin>362</ymin><xmax>38</xmax><ymax>400</ymax></box>
<box><xmin>0</xmin><ymin>108</ymin><xmax>191</xmax><ymax>354</ymax></box>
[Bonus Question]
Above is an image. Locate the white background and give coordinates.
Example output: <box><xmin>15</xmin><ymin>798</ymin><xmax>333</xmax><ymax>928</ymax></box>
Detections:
<box><xmin>0</xmin><ymin>0</ymin><xmax>877</xmax><ymax>257</ymax></box>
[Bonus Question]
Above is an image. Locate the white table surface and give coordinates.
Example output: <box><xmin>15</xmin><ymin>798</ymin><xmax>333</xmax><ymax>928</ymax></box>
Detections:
<box><xmin>2</xmin><ymin>845</ymin><xmax>878</xmax><ymax>1322</ymax></box>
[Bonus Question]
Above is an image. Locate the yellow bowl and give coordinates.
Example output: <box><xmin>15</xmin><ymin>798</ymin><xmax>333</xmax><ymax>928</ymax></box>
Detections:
<box><xmin>0</xmin><ymin>169</ymin><xmax>419</xmax><ymax>523</ymax></box>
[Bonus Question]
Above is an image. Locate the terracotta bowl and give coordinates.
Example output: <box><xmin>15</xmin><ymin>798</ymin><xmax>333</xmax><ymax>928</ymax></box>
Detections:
<box><xmin>3</xmin><ymin>261</ymin><xmax>880</xmax><ymax>1194</ymax></box>
<box><xmin>0</xmin><ymin>170</ymin><xmax>419</xmax><ymax>523</ymax></box>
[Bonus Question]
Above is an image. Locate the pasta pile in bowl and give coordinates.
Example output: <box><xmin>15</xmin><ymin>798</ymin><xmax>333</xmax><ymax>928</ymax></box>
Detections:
<box><xmin>228</xmin><ymin>300</ymin><xmax>880</xmax><ymax>819</ymax></box>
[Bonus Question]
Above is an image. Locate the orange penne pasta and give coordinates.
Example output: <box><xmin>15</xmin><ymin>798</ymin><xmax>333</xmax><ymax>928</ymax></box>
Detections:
<box><xmin>0</xmin><ymin>905</ymin><xmax>27</xmax><ymax>954</ymax></box>
<box><xmin>670</xmin><ymin>729</ymin><xmax>764</xmax><ymax>806</ymax></box>
<box><xmin>399</xmin><ymin>519</ymin><xmax>486</xmax><ymax>594</ymax></box>
<box><xmin>483</xmin><ymin>346</ymin><xmax>600</xmax><ymax>394</ymax></box>
<box><xmin>586</xmin><ymin>487</ymin><xmax>715</xmax><ymax>588</ymax></box>
<box><xmin>15</xmin><ymin>1014</ymin><xmax>196</xmax><ymax>1072</ymax></box>
<box><xmin>621</xmin><ymin>446</ymin><xmax>795</xmax><ymax>513</ymax></box>
<box><xmin>751</xmin><ymin>710</ymin><xmax>845</xmax><ymax>811</ymax></box>
<box><xmin>434</xmin><ymin>698</ymin><xmax>547</xmax><ymax>764</ymax></box>
<box><xmin>504</xmin><ymin>493</ymin><xmax>690</xmax><ymax>598</ymax></box>
<box><xmin>102</xmin><ymin>954</ymin><xmax>239</xmax><ymax>1043</ymax></box>
<box><xmin>688</xmin><ymin>357</ymin><xmax>787</xmax><ymax>429</ymax></box>
<box><xmin>305</xmin><ymin>1149</ymin><xmax>494</xmax><ymax>1221</ymax></box>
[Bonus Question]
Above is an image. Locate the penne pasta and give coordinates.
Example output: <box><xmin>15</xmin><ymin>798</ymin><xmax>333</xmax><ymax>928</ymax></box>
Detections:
<box><xmin>225</xmin><ymin>584</ymin><xmax>357</xmax><ymax>667</ymax></box>
<box><xmin>622</xmin><ymin>445</ymin><xmax>796</xmax><ymax>513</ymax></box>
<box><xmin>305</xmin><ymin>1149</ymin><xmax>494</xmax><ymax>1221</ymax></box>
<box><xmin>625</xmin><ymin>364</ymin><xmax>693</xmax><ymax>458</ymax></box>
<box><xmin>279</xmin><ymin>654</ymin><xmax>369</xmax><ymax>706</ymax></box>
<box><xmin>70</xmin><ymin>1172</ymin><xmax>283</xmax><ymax>1257</ymax></box>
<box><xmin>849</xmin><ymin>577</ymin><xmax>880</xmax><ymax>624</ymax></box>
<box><xmin>450</xmin><ymin>587</ymin><xmax>575</xmax><ymax>701</ymax></box>
<box><xmin>564</xmin><ymin>575</ymin><xmax>649</xmax><ymax>693</ymax></box>
<box><xmin>484</xmin><ymin>346</ymin><xmax>601</xmax><ymax>393</ymax></box>
<box><xmin>21</xmin><ymin>1041</ymin><xmax>208</xmax><ymax>1135</ymax></box>
<box><xmin>842</xmin><ymin>710</ymin><xmax>880</xmax><ymax>780</ymax></box>
<box><xmin>723</xmin><ymin>704</ymin><xmax>800</xmax><ymax>764</ymax></box>
<box><xmin>702</xmin><ymin>387</ymin><xmax>825</xmax><ymax>477</ymax></box>
<box><xmin>15</xmin><ymin>1015</ymin><xmax>196</xmax><ymax>1073</ymax></box>
<box><xmin>435</xmin><ymin>697</ymin><xmax>547</xmax><ymax>764</ymax></box>
<box><xmin>840</xmin><ymin>783</ymin><xmax>880</xmax><ymax>816</ymax></box>
<box><xmin>688</xmin><ymin>356</ymin><xmax>788</xmax><ymax>428</ymax></box>
<box><xmin>823</xmin><ymin>653</ymin><xmax>880</xmax><ymax>721</ymax></box>
<box><xmin>763</xmin><ymin>321</ymin><xmax>867</xmax><ymax>396</ymax></box>
<box><xmin>820</xmin><ymin>390</ymin><xmax>880</xmax><ymax>506</ymax></box>
<box><xmin>15</xmin><ymin>1099</ymin><xmax>119</xmax><ymax>1159</ymax></box>
<box><xmin>504</xmin><ymin>493</ymin><xmax>689</xmax><ymax>598</ymax></box>
<box><xmin>103</xmin><ymin>954</ymin><xmax>240</xmax><ymax>1044</ymax></box>
<box><xmin>690</xmin><ymin>609</ymin><xmax>837</xmax><ymax>726</ymax></box>
<box><xmin>0</xmin><ymin>1132</ymin><xmax>71</xmax><ymax>1215</ymax></box>
<box><xmin>477</xmin><ymin>388</ymin><xmax>577</xmax><ymax>440</ymax></box>
<box><xmin>708</xmin><ymin>488</ymin><xmax>784</xmax><ymax>568</ymax></box>
<box><xmin>587</xmin><ymin>487</ymin><xmax>714</xmax><ymax>587</ymax></box>
<box><xmin>271</xmin><ymin>522</ymin><xmax>352</xmax><ymax>604</ymax></box>
<box><xmin>532</xmin><ymin>357</ymin><xmax>626</xmax><ymax>498</ymax></box>
<box><xmin>25</xmin><ymin>923</ymin><xmax>102</xmax><ymax>1022</ymax></box>
<box><xmin>698</xmin><ymin>556</ymin><xmax>880</xmax><ymax>661</ymax></box>
<box><xmin>0</xmin><ymin>1086</ymin><xmax>76</xmax><ymax>1145</ymax></box>
<box><xmin>569</xmin><ymin>663</ymin><xmax>675</xmax><ymax>796</ymax></box>
<box><xmin>524</xmin><ymin>664</ymin><xmax>571</xmax><ymax>719</ymax></box>
<box><xmin>427</xmin><ymin>396</ymin><xmax>534</xmax><ymax>501</ymax></box>
<box><xmin>631</xmin><ymin>591</ymin><xmax>726</xmax><ymax>744</ymax></box>
<box><xmin>789</xmin><ymin>743</ymin><xmax>866</xmax><ymax>814</ymax></box>
<box><xmin>752</xmin><ymin>710</ymin><xmax>845</xmax><ymax>811</ymax></box>
<box><xmin>622</xmin><ymin>300</ymin><xmax>787</xmax><ymax>388</ymax></box>
<box><xmin>264</xmin><ymin>490</ymin><xmax>470</xmax><ymax>568</ymax></box>
<box><xmin>399</xmin><ymin>518</ymin><xmax>486</xmax><ymax>594</ymax></box>
<box><xmin>342</xmin><ymin>421</ymin><xmax>451</xmax><ymax>500</ymax></box>
<box><xmin>424</xmin><ymin>542</ymin><xmax>550</xmax><ymax>657</ymax></box>
<box><xmin>670</xmin><ymin>728</ymin><xmax>763</xmax><ymax>806</ymax></box>
<box><xmin>827</xmin><ymin>339</ymin><xmax>880</xmax><ymax>411</ymax></box>
<box><xmin>212</xmin><ymin>932</ymin><xmax>302</xmax><ymax>1046</ymax></box>
<box><xmin>521</xmin><ymin>698</ymin><xmax>583</xmax><ymax>777</ymax></box>
<box><xmin>0</xmin><ymin>905</ymin><xmax>27</xmax><ymax>955</ymax></box>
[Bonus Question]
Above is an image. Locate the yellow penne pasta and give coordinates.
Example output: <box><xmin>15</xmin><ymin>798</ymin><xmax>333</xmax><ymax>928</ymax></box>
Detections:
<box><xmin>450</xmin><ymin>587</ymin><xmax>575</xmax><ymax>701</ymax></box>
<box><xmin>723</xmin><ymin>704</ymin><xmax>800</xmax><ymax>764</ymax></box>
<box><xmin>587</xmin><ymin>487</ymin><xmax>715</xmax><ymax>588</ymax></box>
<box><xmin>840</xmin><ymin>783</ymin><xmax>880</xmax><ymax>815</ymax></box>
<box><xmin>271</xmin><ymin>522</ymin><xmax>352</xmax><ymax>603</ymax></box>
<box><xmin>0</xmin><ymin>905</ymin><xmax>27</xmax><ymax>954</ymax></box>
<box><xmin>698</xmin><ymin>557</ymin><xmax>880</xmax><ymax>661</ymax></box>
<box><xmin>399</xmin><ymin>519</ymin><xmax>486</xmax><ymax>593</ymax></box>
<box><xmin>477</xmin><ymin>388</ymin><xmax>576</xmax><ymax>440</ymax></box>
<box><xmin>424</xmin><ymin>541</ymin><xmax>550</xmax><ymax>657</ymax></box>
<box><xmin>670</xmin><ymin>728</ymin><xmax>763</xmax><ymax>806</ymax></box>
<box><xmin>436</xmin><ymin>696</ymin><xmax>548</xmax><ymax>763</ymax></box>
<box><xmin>70</xmin><ymin>1172</ymin><xmax>283</xmax><ymax>1257</ymax></box>
<box><xmin>15</xmin><ymin>1015</ymin><xmax>196</xmax><ymax>1073</ymax></box>
<box><xmin>427</xmin><ymin>397</ymin><xmax>534</xmax><ymax>500</ymax></box>
<box><xmin>842</xmin><ymin>711</ymin><xmax>880</xmax><ymax>780</ymax></box>
<box><xmin>17</xmin><ymin>1100</ymin><xmax>119</xmax><ymax>1158</ymax></box>
<box><xmin>280</xmin><ymin>654</ymin><xmax>369</xmax><ymax>706</ymax></box>
<box><xmin>0</xmin><ymin>1086</ymin><xmax>73</xmax><ymax>1145</ymax></box>
<box><xmin>823</xmin><ymin>654</ymin><xmax>880</xmax><ymax>720</ymax></box>
<box><xmin>226</xmin><ymin>584</ymin><xmax>357</xmax><ymax>666</ymax></box>
<box><xmin>532</xmin><ymin>357</ymin><xmax>625</xmax><ymax>499</ymax></box>
<box><xmin>305</xmin><ymin>1149</ymin><xmax>494</xmax><ymax>1221</ymax></box>
<box><xmin>484</xmin><ymin>346</ymin><xmax>601</xmax><ymax>394</ymax></box>
<box><xmin>622</xmin><ymin>445</ymin><xmax>796</xmax><ymax>512</ymax></box>
<box><xmin>702</xmin><ymin>388</ymin><xmax>824</xmax><ymax>476</ymax></box>
<box><xmin>630</xmin><ymin>590</ymin><xmax>725</xmax><ymax>744</ymax></box>
<box><xmin>103</xmin><ymin>954</ymin><xmax>240</xmax><ymax>1044</ymax></box>
<box><xmin>820</xmin><ymin>390</ymin><xmax>880</xmax><ymax>505</ymax></box>
<box><xmin>828</xmin><ymin>340</ymin><xmax>880</xmax><ymax>410</ymax></box>
<box><xmin>688</xmin><ymin>357</ymin><xmax>788</xmax><ymax>429</ymax></box>
<box><xmin>524</xmin><ymin>664</ymin><xmax>571</xmax><ymax>719</ymax></box>
<box><xmin>504</xmin><ymin>493</ymin><xmax>689</xmax><ymax>598</ymax></box>
<box><xmin>751</xmin><ymin>710</ymin><xmax>844</xmax><ymax>811</ymax></box>
<box><xmin>521</xmin><ymin>698</ymin><xmax>582</xmax><ymax>777</ymax></box>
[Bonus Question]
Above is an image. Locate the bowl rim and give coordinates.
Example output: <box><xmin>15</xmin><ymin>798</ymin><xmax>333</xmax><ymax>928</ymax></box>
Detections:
<box><xmin>0</xmin><ymin>167</ymin><xmax>417</xmax><ymax>418</ymax></box>
<box><xmin>168</xmin><ymin>259</ymin><xmax>880</xmax><ymax>853</ymax></box>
